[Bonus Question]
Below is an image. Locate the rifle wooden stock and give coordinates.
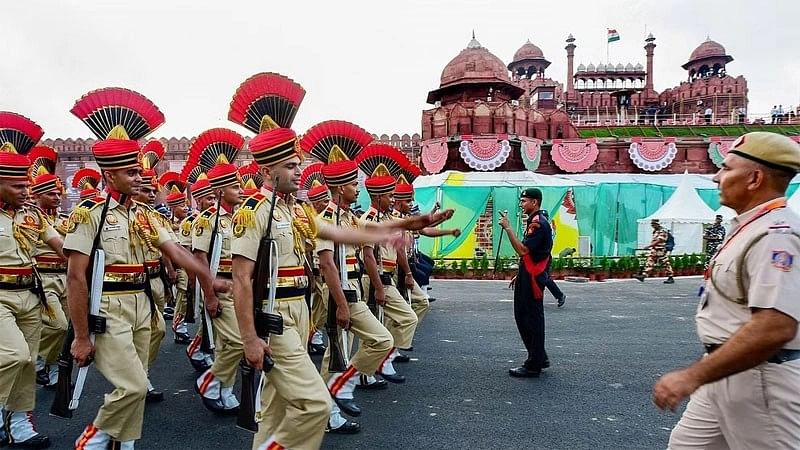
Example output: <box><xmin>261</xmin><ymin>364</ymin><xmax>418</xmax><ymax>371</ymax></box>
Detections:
<box><xmin>185</xmin><ymin>279</ymin><xmax>196</xmax><ymax>324</ymax></box>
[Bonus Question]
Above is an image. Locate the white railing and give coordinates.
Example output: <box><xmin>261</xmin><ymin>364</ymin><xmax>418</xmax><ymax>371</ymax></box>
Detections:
<box><xmin>570</xmin><ymin>110</ymin><xmax>800</xmax><ymax>128</ymax></box>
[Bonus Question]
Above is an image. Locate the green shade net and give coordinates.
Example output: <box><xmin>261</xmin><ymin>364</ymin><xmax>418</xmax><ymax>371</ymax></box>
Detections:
<box><xmin>492</xmin><ymin>187</ymin><xmax>520</xmax><ymax>258</ymax></box>
<box><xmin>414</xmin><ymin>187</ymin><xmax>439</xmax><ymax>256</ymax></box>
<box><xmin>436</xmin><ymin>186</ymin><xmax>491</xmax><ymax>256</ymax></box>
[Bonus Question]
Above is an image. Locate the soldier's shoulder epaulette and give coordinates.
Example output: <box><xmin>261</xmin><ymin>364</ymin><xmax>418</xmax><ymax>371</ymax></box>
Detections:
<box><xmin>362</xmin><ymin>208</ymin><xmax>378</xmax><ymax>222</ymax></box>
<box><xmin>194</xmin><ymin>206</ymin><xmax>218</xmax><ymax>229</ymax></box>
<box><xmin>134</xmin><ymin>200</ymin><xmax>154</xmax><ymax>211</ymax></box>
<box><xmin>320</xmin><ymin>205</ymin><xmax>335</xmax><ymax>222</ymax></box>
<box><xmin>70</xmin><ymin>198</ymin><xmax>104</xmax><ymax>224</ymax></box>
<box><xmin>239</xmin><ymin>192</ymin><xmax>267</xmax><ymax>211</ymax></box>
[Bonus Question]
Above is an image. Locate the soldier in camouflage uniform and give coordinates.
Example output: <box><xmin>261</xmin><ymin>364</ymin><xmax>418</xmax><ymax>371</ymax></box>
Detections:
<box><xmin>703</xmin><ymin>214</ymin><xmax>726</xmax><ymax>269</ymax></box>
<box><xmin>635</xmin><ymin>219</ymin><xmax>674</xmax><ymax>284</ymax></box>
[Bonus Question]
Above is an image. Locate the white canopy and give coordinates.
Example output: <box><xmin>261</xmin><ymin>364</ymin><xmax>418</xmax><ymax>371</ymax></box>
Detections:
<box><xmin>638</xmin><ymin>172</ymin><xmax>718</xmax><ymax>254</ymax></box>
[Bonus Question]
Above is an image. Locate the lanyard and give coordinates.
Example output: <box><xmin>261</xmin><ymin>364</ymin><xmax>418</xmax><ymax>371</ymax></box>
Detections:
<box><xmin>704</xmin><ymin>198</ymin><xmax>786</xmax><ymax>279</ymax></box>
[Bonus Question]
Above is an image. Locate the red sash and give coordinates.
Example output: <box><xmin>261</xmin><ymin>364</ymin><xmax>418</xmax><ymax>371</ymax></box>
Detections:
<box><xmin>522</xmin><ymin>254</ymin><xmax>550</xmax><ymax>300</ymax></box>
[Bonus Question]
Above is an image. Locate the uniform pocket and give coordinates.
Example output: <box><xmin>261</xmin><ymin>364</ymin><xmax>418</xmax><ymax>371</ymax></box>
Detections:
<box><xmin>101</xmin><ymin>234</ymin><xmax>129</xmax><ymax>256</ymax></box>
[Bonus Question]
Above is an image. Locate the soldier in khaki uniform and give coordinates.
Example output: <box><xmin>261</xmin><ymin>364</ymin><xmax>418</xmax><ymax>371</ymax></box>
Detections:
<box><xmin>393</xmin><ymin>177</ymin><xmax>460</xmax><ymax>328</ymax></box>
<box><xmin>162</xmin><ymin>180</ymin><xmax>192</xmax><ymax>345</ymax></box>
<box><xmin>192</xmin><ymin>148</ymin><xmax>246</xmax><ymax>415</ymax></box>
<box><xmin>184</xmin><ymin>177</ymin><xmax>217</xmax><ymax>372</ymax></box>
<box><xmin>300</xmin><ymin>163</ymin><xmax>331</xmax><ymax>356</ymax></box>
<box><xmin>66</xmin><ymin>89</ymin><xmax>225</xmax><ymax>449</ymax></box>
<box><xmin>26</xmin><ymin>146</ymin><xmax>71</xmax><ymax>390</ymax></box>
<box><xmin>0</xmin><ymin>116</ymin><xmax>63</xmax><ymax>448</ymax></box>
<box><xmin>654</xmin><ymin>132</ymin><xmax>800</xmax><ymax>449</ymax></box>
<box><xmin>133</xmin><ymin>163</ymin><xmax>169</xmax><ymax>404</ymax></box>
<box><xmin>355</xmin><ymin>144</ymin><xmax>420</xmax><ymax>386</ymax></box>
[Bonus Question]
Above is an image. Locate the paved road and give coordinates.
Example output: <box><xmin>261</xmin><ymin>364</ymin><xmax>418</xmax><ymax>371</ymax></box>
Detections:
<box><xmin>33</xmin><ymin>276</ymin><xmax>702</xmax><ymax>449</ymax></box>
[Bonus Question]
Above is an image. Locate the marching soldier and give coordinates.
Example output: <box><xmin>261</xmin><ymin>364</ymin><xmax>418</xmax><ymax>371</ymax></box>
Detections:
<box><xmin>160</xmin><ymin>172</ymin><xmax>191</xmax><ymax>344</ymax></box>
<box><xmin>239</xmin><ymin>161</ymin><xmax>264</xmax><ymax>198</ymax></box>
<box><xmin>393</xmin><ymin>176</ymin><xmax>460</xmax><ymax>331</ymax></box>
<box><xmin>300</xmin><ymin>163</ymin><xmax>331</xmax><ymax>356</ymax></box>
<box><xmin>0</xmin><ymin>113</ymin><xmax>62</xmax><ymax>449</ymax></box>
<box><xmin>654</xmin><ymin>132</ymin><xmax>800</xmax><ymax>448</ymax></box>
<box><xmin>65</xmin><ymin>87</ymin><xmax>224</xmax><ymax>448</ymax></box>
<box><xmin>634</xmin><ymin>219</ymin><xmax>675</xmax><ymax>284</ymax></box>
<box><xmin>184</xmin><ymin>176</ymin><xmax>218</xmax><ymax>372</ymax></box>
<box><xmin>355</xmin><ymin>144</ymin><xmax>420</xmax><ymax>386</ymax></box>
<box><xmin>27</xmin><ymin>145</ymin><xmax>71</xmax><ymax>390</ymax></box>
<box><xmin>190</xmin><ymin>128</ymin><xmax>246</xmax><ymax>415</ymax></box>
<box><xmin>133</xmin><ymin>141</ymin><xmax>169</xmax><ymax>403</ymax></box>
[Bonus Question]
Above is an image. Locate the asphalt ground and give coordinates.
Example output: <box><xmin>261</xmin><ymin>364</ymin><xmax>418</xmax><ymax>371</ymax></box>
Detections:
<box><xmin>33</xmin><ymin>276</ymin><xmax>702</xmax><ymax>449</ymax></box>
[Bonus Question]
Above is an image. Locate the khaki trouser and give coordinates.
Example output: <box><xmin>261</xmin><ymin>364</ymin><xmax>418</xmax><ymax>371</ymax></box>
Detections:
<box><xmin>409</xmin><ymin>279</ymin><xmax>430</xmax><ymax>324</ymax></box>
<box><xmin>38</xmin><ymin>272</ymin><xmax>68</xmax><ymax>364</ymax></box>
<box><xmin>361</xmin><ymin>274</ymin><xmax>418</xmax><ymax>349</ymax></box>
<box><xmin>93</xmin><ymin>291</ymin><xmax>151</xmax><ymax>441</ymax></box>
<box><xmin>173</xmin><ymin>269</ymin><xmax>188</xmax><ymax>328</ymax></box>
<box><xmin>669</xmin><ymin>359</ymin><xmax>800</xmax><ymax>449</ymax></box>
<box><xmin>309</xmin><ymin>279</ymin><xmax>328</xmax><ymax>340</ymax></box>
<box><xmin>320</xmin><ymin>280</ymin><xmax>393</xmax><ymax>378</ymax></box>
<box><xmin>147</xmin><ymin>276</ymin><xmax>166</xmax><ymax>370</ymax></box>
<box><xmin>209</xmin><ymin>289</ymin><xmax>242</xmax><ymax>386</ymax></box>
<box><xmin>0</xmin><ymin>289</ymin><xmax>42</xmax><ymax>411</ymax></box>
<box><xmin>252</xmin><ymin>299</ymin><xmax>330</xmax><ymax>450</ymax></box>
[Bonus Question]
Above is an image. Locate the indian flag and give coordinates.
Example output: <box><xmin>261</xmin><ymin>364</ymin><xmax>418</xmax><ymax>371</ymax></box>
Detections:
<box><xmin>607</xmin><ymin>28</ymin><xmax>620</xmax><ymax>43</ymax></box>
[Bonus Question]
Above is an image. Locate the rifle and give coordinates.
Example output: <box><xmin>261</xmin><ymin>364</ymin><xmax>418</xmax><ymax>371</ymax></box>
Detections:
<box><xmin>195</xmin><ymin>207</ymin><xmax>223</xmax><ymax>353</ymax></box>
<box><xmin>326</xmin><ymin>195</ymin><xmax>354</xmax><ymax>373</ymax></box>
<box><xmin>184</xmin><ymin>272</ymin><xmax>196</xmax><ymax>324</ymax></box>
<box><xmin>51</xmin><ymin>197</ymin><xmax>110</xmax><ymax>418</ymax></box>
<box><xmin>366</xmin><ymin>209</ymin><xmax>385</xmax><ymax>322</ymax></box>
<box><xmin>237</xmin><ymin>181</ymin><xmax>283</xmax><ymax>433</ymax></box>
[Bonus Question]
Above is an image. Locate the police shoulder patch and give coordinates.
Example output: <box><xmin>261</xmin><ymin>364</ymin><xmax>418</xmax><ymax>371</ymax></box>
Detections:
<box><xmin>771</xmin><ymin>250</ymin><xmax>794</xmax><ymax>272</ymax></box>
<box><xmin>239</xmin><ymin>192</ymin><xmax>267</xmax><ymax>212</ymax></box>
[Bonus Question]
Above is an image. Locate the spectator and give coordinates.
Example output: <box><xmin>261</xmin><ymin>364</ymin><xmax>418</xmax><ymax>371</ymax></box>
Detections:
<box><xmin>771</xmin><ymin>105</ymin><xmax>778</xmax><ymax>124</ymax></box>
<box><xmin>737</xmin><ymin>106</ymin><xmax>746</xmax><ymax>124</ymax></box>
<box><xmin>704</xmin><ymin>106</ymin><xmax>713</xmax><ymax>124</ymax></box>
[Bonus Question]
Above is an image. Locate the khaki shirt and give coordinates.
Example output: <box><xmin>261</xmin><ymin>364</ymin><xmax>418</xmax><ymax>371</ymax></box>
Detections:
<box><xmin>316</xmin><ymin>202</ymin><xmax>362</xmax><ymax>274</ymax></box>
<box><xmin>0</xmin><ymin>205</ymin><xmax>59</xmax><ymax>266</ymax></box>
<box><xmin>361</xmin><ymin>206</ymin><xmax>397</xmax><ymax>269</ymax></box>
<box><xmin>230</xmin><ymin>193</ymin><xmax>306</xmax><ymax>270</ymax></box>
<box><xmin>178</xmin><ymin>212</ymin><xmax>198</xmax><ymax>247</ymax></box>
<box><xmin>31</xmin><ymin>208</ymin><xmax>68</xmax><ymax>258</ymax></box>
<box><xmin>192</xmin><ymin>206</ymin><xmax>233</xmax><ymax>262</ymax></box>
<box><xmin>698</xmin><ymin>199</ymin><xmax>800</xmax><ymax>348</ymax></box>
<box><xmin>63</xmin><ymin>196</ymin><xmax>173</xmax><ymax>265</ymax></box>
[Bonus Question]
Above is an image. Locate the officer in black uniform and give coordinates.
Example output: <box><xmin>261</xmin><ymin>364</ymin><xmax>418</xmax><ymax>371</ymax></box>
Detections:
<box><xmin>499</xmin><ymin>188</ymin><xmax>553</xmax><ymax>378</ymax></box>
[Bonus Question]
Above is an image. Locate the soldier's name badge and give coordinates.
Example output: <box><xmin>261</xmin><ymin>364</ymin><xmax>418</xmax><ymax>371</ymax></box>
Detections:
<box><xmin>0</xmin><ymin>227</ymin><xmax>6</xmax><ymax>234</ymax></box>
<box><xmin>103</xmin><ymin>224</ymin><xmax>121</xmax><ymax>232</ymax></box>
<box><xmin>276</xmin><ymin>221</ymin><xmax>291</xmax><ymax>229</ymax></box>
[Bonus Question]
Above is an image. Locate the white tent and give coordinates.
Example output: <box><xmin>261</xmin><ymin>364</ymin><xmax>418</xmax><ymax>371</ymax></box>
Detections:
<box><xmin>414</xmin><ymin>170</ymin><xmax>586</xmax><ymax>188</ymax></box>
<box><xmin>638</xmin><ymin>172</ymin><xmax>718</xmax><ymax>254</ymax></box>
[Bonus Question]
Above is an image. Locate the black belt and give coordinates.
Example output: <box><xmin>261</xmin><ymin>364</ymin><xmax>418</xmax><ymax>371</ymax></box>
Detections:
<box><xmin>216</xmin><ymin>272</ymin><xmax>233</xmax><ymax>279</ymax></box>
<box><xmin>0</xmin><ymin>282</ymin><xmax>34</xmax><ymax>290</ymax></box>
<box><xmin>274</xmin><ymin>286</ymin><xmax>306</xmax><ymax>299</ymax></box>
<box><xmin>37</xmin><ymin>268</ymin><xmax>66</xmax><ymax>274</ymax></box>
<box><xmin>705</xmin><ymin>344</ymin><xmax>800</xmax><ymax>365</ymax></box>
<box><xmin>103</xmin><ymin>281</ymin><xmax>146</xmax><ymax>293</ymax></box>
<box><xmin>380</xmin><ymin>272</ymin><xmax>394</xmax><ymax>286</ymax></box>
<box><xmin>312</xmin><ymin>268</ymin><xmax>320</xmax><ymax>277</ymax></box>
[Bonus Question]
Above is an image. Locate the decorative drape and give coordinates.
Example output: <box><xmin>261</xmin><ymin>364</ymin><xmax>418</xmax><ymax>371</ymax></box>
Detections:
<box><xmin>519</xmin><ymin>137</ymin><xmax>542</xmax><ymax>171</ymax></box>
<box><xmin>707</xmin><ymin>136</ymin><xmax>737</xmax><ymax>168</ymax></box>
<box><xmin>458</xmin><ymin>134</ymin><xmax>512</xmax><ymax>171</ymax></box>
<box><xmin>550</xmin><ymin>138</ymin><xmax>599</xmax><ymax>173</ymax></box>
<box><xmin>628</xmin><ymin>137</ymin><xmax>677</xmax><ymax>171</ymax></box>
<box><xmin>421</xmin><ymin>137</ymin><xmax>448</xmax><ymax>174</ymax></box>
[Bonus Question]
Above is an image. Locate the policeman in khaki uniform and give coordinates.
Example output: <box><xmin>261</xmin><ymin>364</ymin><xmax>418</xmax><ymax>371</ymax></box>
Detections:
<box><xmin>65</xmin><ymin>90</ymin><xmax>224</xmax><ymax>448</ymax></box>
<box><xmin>0</xmin><ymin>140</ymin><xmax>64</xmax><ymax>449</ymax></box>
<box><xmin>26</xmin><ymin>145</ymin><xmax>71</xmax><ymax>389</ymax></box>
<box><xmin>654</xmin><ymin>132</ymin><xmax>800</xmax><ymax>449</ymax></box>
<box><xmin>160</xmin><ymin>176</ymin><xmax>191</xmax><ymax>344</ymax></box>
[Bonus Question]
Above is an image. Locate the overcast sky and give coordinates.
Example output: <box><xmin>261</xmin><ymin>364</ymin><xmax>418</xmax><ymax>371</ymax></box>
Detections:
<box><xmin>3</xmin><ymin>0</ymin><xmax>798</xmax><ymax>140</ymax></box>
